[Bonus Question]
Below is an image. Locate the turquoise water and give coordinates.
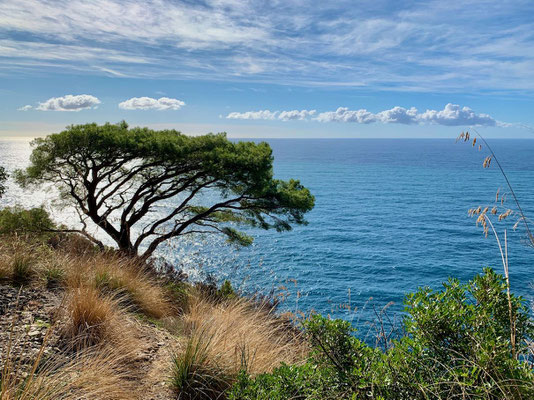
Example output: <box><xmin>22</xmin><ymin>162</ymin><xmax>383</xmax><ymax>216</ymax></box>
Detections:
<box><xmin>207</xmin><ymin>139</ymin><xmax>534</xmax><ymax>329</ymax></box>
<box><xmin>1</xmin><ymin>138</ymin><xmax>534</xmax><ymax>331</ymax></box>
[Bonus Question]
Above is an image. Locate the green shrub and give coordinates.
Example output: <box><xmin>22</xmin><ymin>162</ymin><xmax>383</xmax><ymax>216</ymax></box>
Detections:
<box><xmin>0</xmin><ymin>206</ymin><xmax>55</xmax><ymax>236</ymax></box>
<box><xmin>230</xmin><ymin>364</ymin><xmax>337</xmax><ymax>400</ymax></box>
<box><xmin>229</xmin><ymin>269</ymin><xmax>534</xmax><ymax>400</ymax></box>
<box><xmin>397</xmin><ymin>267</ymin><xmax>534</xmax><ymax>399</ymax></box>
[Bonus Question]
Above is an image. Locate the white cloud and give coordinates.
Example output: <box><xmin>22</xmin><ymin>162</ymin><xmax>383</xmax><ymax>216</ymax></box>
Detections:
<box><xmin>118</xmin><ymin>97</ymin><xmax>185</xmax><ymax>110</ymax></box>
<box><xmin>226</xmin><ymin>110</ymin><xmax>278</xmax><ymax>120</ymax></box>
<box><xmin>226</xmin><ymin>109</ymin><xmax>316</xmax><ymax>121</ymax></box>
<box><xmin>229</xmin><ymin>104</ymin><xmax>503</xmax><ymax>127</ymax></box>
<box><xmin>377</xmin><ymin>106</ymin><xmax>419</xmax><ymax>124</ymax></box>
<box><xmin>316</xmin><ymin>104</ymin><xmax>499</xmax><ymax>126</ymax></box>
<box><xmin>17</xmin><ymin>105</ymin><xmax>32</xmax><ymax>111</ymax></box>
<box><xmin>315</xmin><ymin>108</ymin><xmax>377</xmax><ymax>124</ymax></box>
<box><xmin>278</xmin><ymin>110</ymin><xmax>316</xmax><ymax>121</ymax></box>
<box><xmin>36</xmin><ymin>94</ymin><xmax>101</xmax><ymax>111</ymax></box>
<box><xmin>418</xmin><ymin>103</ymin><xmax>497</xmax><ymax>126</ymax></box>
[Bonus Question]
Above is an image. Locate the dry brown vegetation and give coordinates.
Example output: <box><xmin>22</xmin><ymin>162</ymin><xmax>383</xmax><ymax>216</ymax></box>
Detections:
<box><xmin>61</xmin><ymin>285</ymin><xmax>135</xmax><ymax>349</ymax></box>
<box><xmin>1</xmin><ymin>335</ymin><xmax>135</xmax><ymax>400</ymax></box>
<box><xmin>0</xmin><ymin>233</ymin><xmax>305</xmax><ymax>399</ymax></box>
<box><xmin>182</xmin><ymin>294</ymin><xmax>306</xmax><ymax>377</ymax></box>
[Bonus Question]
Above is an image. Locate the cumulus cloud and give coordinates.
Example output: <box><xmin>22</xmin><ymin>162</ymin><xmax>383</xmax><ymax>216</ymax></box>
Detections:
<box><xmin>316</xmin><ymin>104</ymin><xmax>499</xmax><ymax>126</ymax></box>
<box><xmin>279</xmin><ymin>109</ymin><xmax>316</xmax><ymax>121</ymax></box>
<box><xmin>118</xmin><ymin>97</ymin><xmax>185</xmax><ymax>110</ymax></box>
<box><xmin>377</xmin><ymin>106</ymin><xmax>419</xmax><ymax>124</ymax></box>
<box><xmin>17</xmin><ymin>105</ymin><xmax>32</xmax><ymax>111</ymax></box>
<box><xmin>315</xmin><ymin>108</ymin><xmax>377</xmax><ymax>124</ymax></box>
<box><xmin>226</xmin><ymin>109</ymin><xmax>315</xmax><ymax>121</ymax></box>
<box><xmin>36</xmin><ymin>94</ymin><xmax>100</xmax><ymax>111</ymax></box>
<box><xmin>226</xmin><ymin>110</ymin><xmax>278</xmax><ymax>120</ymax></box>
<box><xmin>228</xmin><ymin>104</ymin><xmax>503</xmax><ymax>127</ymax></box>
<box><xmin>418</xmin><ymin>103</ymin><xmax>497</xmax><ymax>126</ymax></box>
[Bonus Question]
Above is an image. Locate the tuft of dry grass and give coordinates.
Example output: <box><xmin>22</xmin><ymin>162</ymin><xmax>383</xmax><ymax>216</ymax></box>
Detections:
<box><xmin>0</xmin><ymin>239</ymin><xmax>40</xmax><ymax>284</ymax></box>
<box><xmin>90</xmin><ymin>255</ymin><xmax>172</xmax><ymax>318</ymax></box>
<box><xmin>170</xmin><ymin>293</ymin><xmax>307</xmax><ymax>398</ymax></box>
<box><xmin>181</xmin><ymin>293</ymin><xmax>306</xmax><ymax>377</ymax></box>
<box><xmin>61</xmin><ymin>285</ymin><xmax>134</xmax><ymax>349</ymax></box>
<box><xmin>1</xmin><ymin>330</ymin><xmax>136</xmax><ymax>400</ymax></box>
<box><xmin>170</xmin><ymin>332</ymin><xmax>231</xmax><ymax>399</ymax></box>
<box><xmin>62</xmin><ymin>253</ymin><xmax>172</xmax><ymax>319</ymax></box>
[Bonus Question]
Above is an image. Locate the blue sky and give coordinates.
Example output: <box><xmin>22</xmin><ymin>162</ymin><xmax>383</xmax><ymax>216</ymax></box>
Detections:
<box><xmin>1</xmin><ymin>0</ymin><xmax>533</xmax><ymax>138</ymax></box>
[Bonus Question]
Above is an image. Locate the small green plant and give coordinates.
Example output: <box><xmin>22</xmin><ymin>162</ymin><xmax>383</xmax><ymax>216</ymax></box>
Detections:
<box><xmin>44</xmin><ymin>266</ymin><xmax>65</xmax><ymax>288</ymax></box>
<box><xmin>11</xmin><ymin>253</ymin><xmax>34</xmax><ymax>284</ymax></box>
<box><xmin>166</xmin><ymin>282</ymin><xmax>189</xmax><ymax>312</ymax></box>
<box><xmin>170</xmin><ymin>333</ymin><xmax>230</xmax><ymax>399</ymax></box>
<box><xmin>217</xmin><ymin>280</ymin><xmax>237</xmax><ymax>301</ymax></box>
<box><xmin>94</xmin><ymin>271</ymin><xmax>124</xmax><ymax>293</ymax></box>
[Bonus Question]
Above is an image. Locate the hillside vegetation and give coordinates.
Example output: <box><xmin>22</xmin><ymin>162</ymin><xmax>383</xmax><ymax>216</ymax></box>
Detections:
<box><xmin>0</xmin><ymin>211</ymin><xmax>532</xmax><ymax>399</ymax></box>
<box><xmin>0</xmin><ymin>228</ymin><xmax>305</xmax><ymax>400</ymax></box>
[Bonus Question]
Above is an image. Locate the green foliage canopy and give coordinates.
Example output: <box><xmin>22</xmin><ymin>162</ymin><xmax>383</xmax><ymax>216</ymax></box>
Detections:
<box><xmin>16</xmin><ymin>122</ymin><xmax>314</xmax><ymax>259</ymax></box>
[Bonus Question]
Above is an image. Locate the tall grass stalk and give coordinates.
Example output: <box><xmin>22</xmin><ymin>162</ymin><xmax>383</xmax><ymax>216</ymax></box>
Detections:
<box><xmin>459</xmin><ymin>129</ymin><xmax>531</xmax><ymax>359</ymax></box>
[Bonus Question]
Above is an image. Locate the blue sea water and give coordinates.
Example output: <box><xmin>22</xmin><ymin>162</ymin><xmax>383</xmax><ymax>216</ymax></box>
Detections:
<box><xmin>1</xmin><ymin>138</ymin><xmax>534</xmax><ymax>333</ymax></box>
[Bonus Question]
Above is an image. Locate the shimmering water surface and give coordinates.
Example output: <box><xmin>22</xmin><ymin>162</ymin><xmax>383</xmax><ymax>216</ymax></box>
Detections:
<box><xmin>2</xmin><ymin>138</ymin><xmax>533</xmax><ymax>330</ymax></box>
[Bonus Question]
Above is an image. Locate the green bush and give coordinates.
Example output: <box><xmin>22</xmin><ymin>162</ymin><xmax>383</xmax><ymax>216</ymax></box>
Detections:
<box><xmin>229</xmin><ymin>269</ymin><xmax>534</xmax><ymax>400</ymax></box>
<box><xmin>0</xmin><ymin>206</ymin><xmax>55</xmax><ymax>235</ymax></box>
<box><xmin>397</xmin><ymin>267</ymin><xmax>534</xmax><ymax>399</ymax></box>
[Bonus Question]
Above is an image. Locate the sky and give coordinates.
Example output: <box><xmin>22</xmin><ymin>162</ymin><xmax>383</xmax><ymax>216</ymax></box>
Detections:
<box><xmin>1</xmin><ymin>0</ymin><xmax>533</xmax><ymax>138</ymax></box>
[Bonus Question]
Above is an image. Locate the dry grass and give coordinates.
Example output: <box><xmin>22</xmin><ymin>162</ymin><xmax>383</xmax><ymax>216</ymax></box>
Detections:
<box><xmin>63</xmin><ymin>253</ymin><xmax>172</xmax><ymax>319</ymax></box>
<box><xmin>91</xmin><ymin>255</ymin><xmax>172</xmax><ymax>318</ymax></box>
<box><xmin>1</xmin><ymin>234</ymin><xmax>310</xmax><ymax>398</ymax></box>
<box><xmin>0</xmin><ymin>239</ymin><xmax>41</xmax><ymax>284</ymax></box>
<box><xmin>61</xmin><ymin>285</ymin><xmax>131</xmax><ymax>348</ymax></box>
<box><xmin>170</xmin><ymin>293</ymin><xmax>307</xmax><ymax>398</ymax></box>
<box><xmin>1</xmin><ymin>328</ymin><xmax>135</xmax><ymax>400</ymax></box>
<box><xmin>0</xmin><ymin>234</ymin><xmax>173</xmax><ymax>319</ymax></box>
<box><xmin>181</xmin><ymin>293</ymin><xmax>306</xmax><ymax>377</ymax></box>
<box><xmin>170</xmin><ymin>332</ymin><xmax>231</xmax><ymax>399</ymax></box>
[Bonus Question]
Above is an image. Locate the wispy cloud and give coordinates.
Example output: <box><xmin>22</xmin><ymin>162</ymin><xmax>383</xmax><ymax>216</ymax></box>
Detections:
<box><xmin>1</xmin><ymin>0</ymin><xmax>533</xmax><ymax>91</ymax></box>
<box><xmin>17</xmin><ymin>105</ymin><xmax>32</xmax><ymax>111</ymax></box>
<box><xmin>228</xmin><ymin>104</ymin><xmax>504</xmax><ymax>127</ymax></box>
<box><xmin>118</xmin><ymin>97</ymin><xmax>185</xmax><ymax>110</ymax></box>
<box><xmin>36</xmin><ymin>94</ymin><xmax>101</xmax><ymax>111</ymax></box>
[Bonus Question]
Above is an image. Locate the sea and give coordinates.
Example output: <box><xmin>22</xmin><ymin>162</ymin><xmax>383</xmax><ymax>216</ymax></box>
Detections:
<box><xmin>1</xmin><ymin>138</ymin><xmax>533</xmax><ymax>335</ymax></box>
